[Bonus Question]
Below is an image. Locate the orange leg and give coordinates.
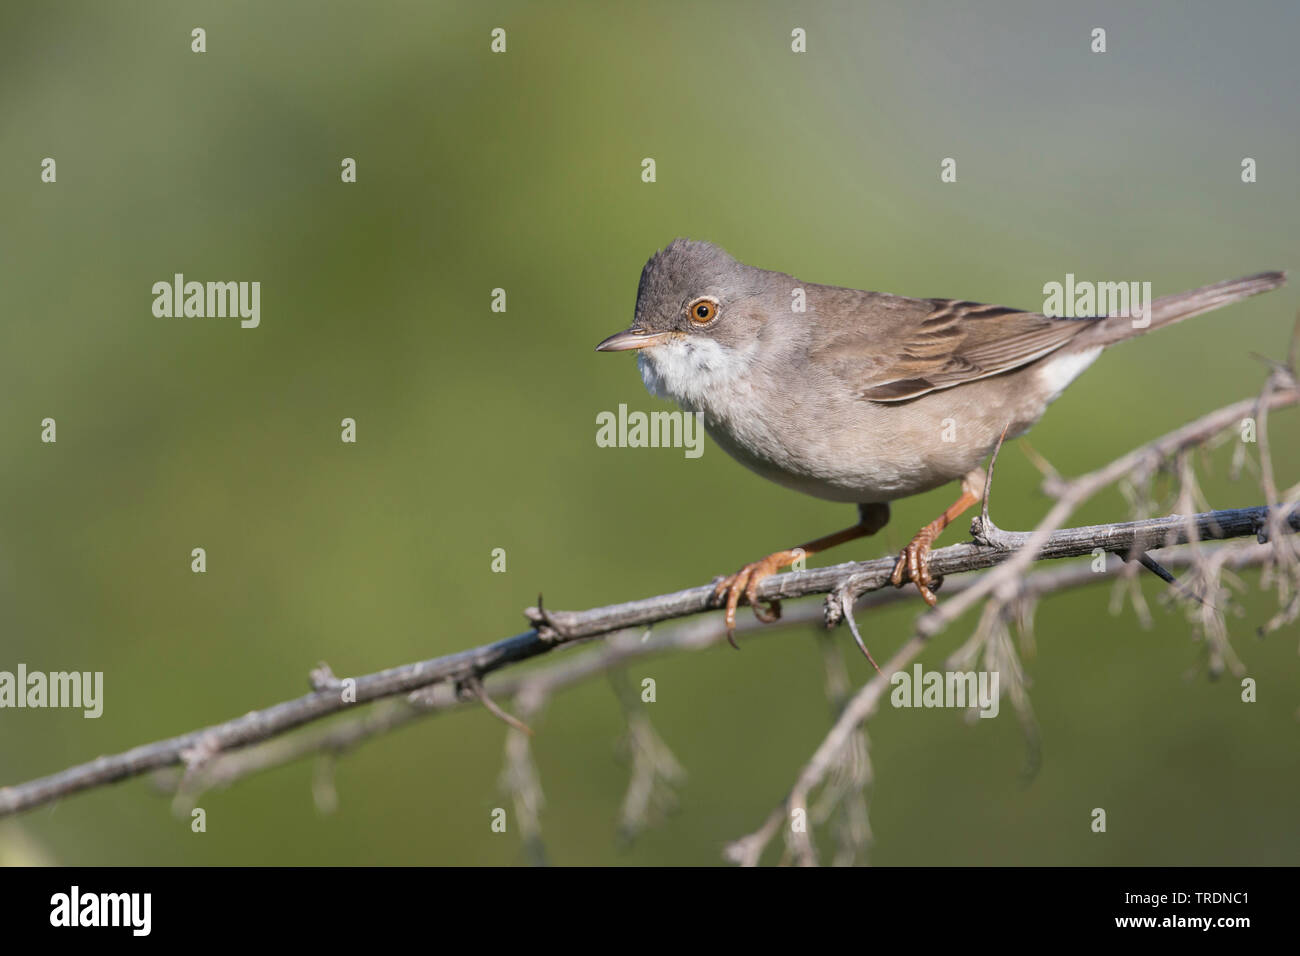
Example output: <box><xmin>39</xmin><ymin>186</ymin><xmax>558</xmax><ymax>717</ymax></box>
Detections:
<box><xmin>890</xmin><ymin>469</ymin><xmax>986</xmax><ymax>606</ymax></box>
<box><xmin>713</xmin><ymin>502</ymin><xmax>890</xmax><ymax>647</ymax></box>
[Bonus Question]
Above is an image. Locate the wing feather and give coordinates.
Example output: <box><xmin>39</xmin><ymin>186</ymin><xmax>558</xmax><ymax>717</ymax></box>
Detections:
<box><xmin>812</xmin><ymin>295</ymin><xmax>1100</xmax><ymax>403</ymax></box>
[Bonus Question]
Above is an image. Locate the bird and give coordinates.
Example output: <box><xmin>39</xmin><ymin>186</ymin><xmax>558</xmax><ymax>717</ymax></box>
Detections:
<box><xmin>596</xmin><ymin>239</ymin><xmax>1285</xmax><ymax>645</ymax></box>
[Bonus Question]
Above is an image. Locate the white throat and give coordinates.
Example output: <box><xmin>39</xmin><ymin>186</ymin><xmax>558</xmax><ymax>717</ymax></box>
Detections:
<box><xmin>637</xmin><ymin>337</ymin><xmax>752</xmax><ymax>412</ymax></box>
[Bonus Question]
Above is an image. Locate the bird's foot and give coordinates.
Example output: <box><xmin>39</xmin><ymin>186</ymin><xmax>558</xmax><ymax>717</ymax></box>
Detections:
<box><xmin>890</xmin><ymin>531</ymin><xmax>943</xmax><ymax>606</ymax></box>
<box><xmin>712</xmin><ymin>551</ymin><xmax>797</xmax><ymax>648</ymax></box>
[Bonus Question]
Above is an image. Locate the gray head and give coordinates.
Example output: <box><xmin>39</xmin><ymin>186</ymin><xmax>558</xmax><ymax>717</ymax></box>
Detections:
<box><xmin>595</xmin><ymin>239</ymin><xmax>769</xmax><ymax>355</ymax></box>
<box><xmin>596</xmin><ymin>239</ymin><xmax>788</xmax><ymax>410</ymax></box>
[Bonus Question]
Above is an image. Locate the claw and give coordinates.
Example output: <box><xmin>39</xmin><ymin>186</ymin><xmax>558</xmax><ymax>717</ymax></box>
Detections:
<box><xmin>889</xmin><ymin>476</ymin><xmax>982</xmax><ymax>607</ymax></box>
<box><xmin>713</xmin><ymin>555</ymin><xmax>787</xmax><ymax>648</ymax></box>
<box><xmin>890</xmin><ymin>535</ymin><xmax>940</xmax><ymax>606</ymax></box>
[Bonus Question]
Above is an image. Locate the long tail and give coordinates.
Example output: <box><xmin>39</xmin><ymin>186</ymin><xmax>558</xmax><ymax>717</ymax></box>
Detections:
<box><xmin>1072</xmin><ymin>270</ymin><xmax>1287</xmax><ymax>350</ymax></box>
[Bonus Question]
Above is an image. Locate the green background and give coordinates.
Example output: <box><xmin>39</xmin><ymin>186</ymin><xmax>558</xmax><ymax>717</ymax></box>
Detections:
<box><xmin>1</xmin><ymin>0</ymin><xmax>1297</xmax><ymax>865</ymax></box>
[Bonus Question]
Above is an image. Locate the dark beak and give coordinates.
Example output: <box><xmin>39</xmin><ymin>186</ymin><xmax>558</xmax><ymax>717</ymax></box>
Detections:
<box><xmin>595</xmin><ymin>327</ymin><xmax>673</xmax><ymax>352</ymax></box>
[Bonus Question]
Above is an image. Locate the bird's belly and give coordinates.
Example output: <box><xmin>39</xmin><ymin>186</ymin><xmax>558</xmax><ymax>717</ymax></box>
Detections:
<box><xmin>702</xmin><ymin>373</ymin><xmax>1049</xmax><ymax>504</ymax></box>
<box><xmin>705</xmin><ymin>421</ymin><xmax>960</xmax><ymax>503</ymax></box>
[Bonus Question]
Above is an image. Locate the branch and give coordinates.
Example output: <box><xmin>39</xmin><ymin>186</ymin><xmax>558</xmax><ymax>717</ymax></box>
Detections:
<box><xmin>155</xmin><ymin>540</ymin><xmax>1268</xmax><ymax>802</ymax></box>
<box><xmin>1</xmin><ymin>509</ymin><xmax>1291</xmax><ymax>820</ymax></box>
<box><xmin>1</xmin><ymin>388</ymin><xmax>1295</xmax><ymax>821</ymax></box>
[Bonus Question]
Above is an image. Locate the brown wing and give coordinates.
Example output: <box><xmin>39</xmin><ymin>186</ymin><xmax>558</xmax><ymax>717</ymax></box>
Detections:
<box><xmin>815</xmin><ymin>295</ymin><xmax>1098</xmax><ymax>403</ymax></box>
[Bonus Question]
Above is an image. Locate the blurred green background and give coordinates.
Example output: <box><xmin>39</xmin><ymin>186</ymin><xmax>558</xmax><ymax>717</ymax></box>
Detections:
<box><xmin>1</xmin><ymin>0</ymin><xmax>1297</xmax><ymax>865</ymax></box>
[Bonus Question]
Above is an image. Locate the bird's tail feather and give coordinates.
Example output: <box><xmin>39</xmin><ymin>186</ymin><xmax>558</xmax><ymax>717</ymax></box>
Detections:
<box><xmin>1072</xmin><ymin>270</ymin><xmax>1287</xmax><ymax>350</ymax></box>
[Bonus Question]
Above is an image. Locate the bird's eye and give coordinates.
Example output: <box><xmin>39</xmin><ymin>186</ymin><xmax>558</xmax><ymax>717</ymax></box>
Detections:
<box><xmin>689</xmin><ymin>298</ymin><xmax>718</xmax><ymax>324</ymax></box>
